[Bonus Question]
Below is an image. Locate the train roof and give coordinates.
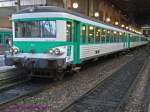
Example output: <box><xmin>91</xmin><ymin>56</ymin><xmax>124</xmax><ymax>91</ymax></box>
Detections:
<box><xmin>0</xmin><ymin>28</ymin><xmax>12</xmax><ymax>32</ymax></box>
<box><xmin>14</xmin><ymin>6</ymin><xmax>137</xmax><ymax>35</ymax></box>
<box><xmin>17</xmin><ymin>6</ymin><xmax>108</xmax><ymax>25</ymax></box>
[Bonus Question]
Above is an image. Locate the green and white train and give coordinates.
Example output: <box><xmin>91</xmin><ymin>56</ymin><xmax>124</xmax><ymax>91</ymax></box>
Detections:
<box><xmin>5</xmin><ymin>6</ymin><xmax>148</xmax><ymax>79</ymax></box>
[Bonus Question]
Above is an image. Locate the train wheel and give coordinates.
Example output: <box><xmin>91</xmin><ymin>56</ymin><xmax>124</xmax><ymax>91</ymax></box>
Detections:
<box><xmin>65</xmin><ymin>66</ymin><xmax>75</xmax><ymax>76</ymax></box>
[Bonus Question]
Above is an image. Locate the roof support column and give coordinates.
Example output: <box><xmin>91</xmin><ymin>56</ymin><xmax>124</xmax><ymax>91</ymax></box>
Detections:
<box><xmin>15</xmin><ymin>0</ymin><xmax>21</xmax><ymax>12</ymax></box>
<box><xmin>88</xmin><ymin>0</ymin><xmax>94</xmax><ymax>17</ymax></box>
<box><xmin>63</xmin><ymin>0</ymin><xmax>67</xmax><ymax>9</ymax></box>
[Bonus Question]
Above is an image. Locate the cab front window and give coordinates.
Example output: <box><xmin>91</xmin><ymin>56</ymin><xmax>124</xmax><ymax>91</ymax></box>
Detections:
<box><xmin>15</xmin><ymin>20</ymin><xmax>56</xmax><ymax>38</ymax></box>
<box><xmin>66</xmin><ymin>22</ymin><xmax>73</xmax><ymax>42</ymax></box>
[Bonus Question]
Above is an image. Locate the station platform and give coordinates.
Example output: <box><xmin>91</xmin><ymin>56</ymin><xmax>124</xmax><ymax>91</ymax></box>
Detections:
<box><xmin>0</xmin><ymin>46</ymin><xmax>8</xmax><ymax>55</ymax></box>
<box><xmin>0</xmin><ymin>54</ymin><xmax>15</xmax><ymax>71</ymax></box>
<box><xmin>0</xmin><ymin>55</ymin><xmax>5</xmax><ymax>66</ymax></box>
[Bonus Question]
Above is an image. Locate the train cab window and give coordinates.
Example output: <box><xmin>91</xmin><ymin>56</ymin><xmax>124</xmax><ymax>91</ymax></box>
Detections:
<box><xmin>15</xmin><ymin>20</ymin><xmax>56</xmax><ymax>38</ymax></box>
<box><xmin>88</xmin><ymin>26</ymin><xmax>94</xmax><ymax>43</ymax></box>
<box><xmin>101</xmin><ymin>29</ymin><xmax>106</xmax><ymax>43</ymax></box>
<box><xmin>95</xmin><ymin>28</ymin><xmax>101</xmax><ymax>43</ymax></box>
<box><xmin>81</xmin><ymin>25</ymin><xmax>86</xmax><ymax>43</ymax></box>
<box><xmin>41</xmin><ymin>21</ymin><xmax>56</xmax><ymax>38</ymax></box>
<box><xmin>67</xmin><ymin>22</ymin><xmax>72</xmax><ymax>42</ymax></box>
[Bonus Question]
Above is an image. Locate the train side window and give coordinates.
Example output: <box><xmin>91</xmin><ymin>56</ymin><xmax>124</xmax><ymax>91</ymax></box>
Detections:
<box><xmin>106</xmin><ymin>30</ymin><xmax>110</xmax><ymax>43</ymax></box>
<box><xmin>134</xmin><ymin>36</ymin><xmax>137</xmax><ymax>42</ymax></box>
<box><xmin>67</xmin><ymin>22</ymin><xmax>72</xmax><ymax>42</ymax></box>
<box><xmin>131</xmin><ymin>35</ymin><xmax>134</xmax><ymax>42</ymax></box>
<box><xmin>81</xmin><ymin>25</ymin><xmax>86</xmax><ymax>43</ymax></box>
<box><xmin>116</xmin><ymin>32</ymin><xmax>119</xmax><ymax>42</ymax></box>
<box><xmin>95</xmin><ymin>28</ymin><xmax>101</xmax><ymax>43</ymax></box>
<box><xmin>122</xmin><ymin>33</ymin><xmax>125</xmax><ymax>42</ymax></box>
<box><xmin>0</xmin><ymin>34</ymin><xmax>2</xmax><ymax>44</ymax></box>
<box><xmin>119</xmin><ymin>33</ymin><xmax>122</xmax><ymax>42</ymax></box>
<box><xmin>101</xmin><ymin>29</ymin><xmax>106</xmax><ymax>43</ymax></box>
<box><xmin>110</xmin><ymin>31</ymin><xmax>114</xmax><ymax>43</ymax></box>
<box><xmin>88</xmin><ymin>26</ymin><xmax>94</xmax><ymax>43</ymax></box>
<box><xmin>122</xmin><ymin>33</ymin><xmax>124</xmax><ymax>42</ymax></box>
<box><xmin>113</xmin><ymin>31</ymin><xmax>117</xmax><ymax>42</ymax></box>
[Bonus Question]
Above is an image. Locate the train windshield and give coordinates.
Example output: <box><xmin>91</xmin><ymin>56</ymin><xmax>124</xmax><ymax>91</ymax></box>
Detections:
<box><xmin>15</xmin><ymin>20</ymin><xmax>56</xmax><ymax>38</ymax></box>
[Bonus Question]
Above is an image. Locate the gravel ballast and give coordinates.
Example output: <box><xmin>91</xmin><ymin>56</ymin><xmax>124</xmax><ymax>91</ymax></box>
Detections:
<box><xmin>118</xmin><ymin>54</ymin><xmax>150</xmax><ymax>112</ymax></box>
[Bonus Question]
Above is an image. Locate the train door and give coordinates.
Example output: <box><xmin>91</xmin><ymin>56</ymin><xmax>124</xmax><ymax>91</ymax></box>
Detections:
<box><xmin>124</xmin><ymin>33</ymin><xmax>128</xmax><ymax>48</ymax></box>
<box><xmin>127</xmin><ymin>33</ymin><xmax>131</xmax><ymax>48</ymax></box>
<box><xmin>124</xmin><ymin>33</ymin><xmax>130</xmax><ymax>49</ymax></box>
<box><xmin>73</xmin><ymin>21</ymin><xmax>80</xmax><ymax>64</ymax></box>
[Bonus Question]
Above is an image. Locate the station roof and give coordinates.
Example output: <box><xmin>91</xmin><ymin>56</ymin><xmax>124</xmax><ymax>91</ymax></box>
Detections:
<box><xmin>110</xmin><ymin>0</ymin><xmax>150</xmax><ymax>25</ymax></box>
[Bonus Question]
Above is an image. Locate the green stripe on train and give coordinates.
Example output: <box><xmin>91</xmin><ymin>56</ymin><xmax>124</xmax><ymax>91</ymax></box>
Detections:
<box><xmin>14</xmin><ymin>41</ymin><xmax>73</xmax><ymax>53</ymax></box>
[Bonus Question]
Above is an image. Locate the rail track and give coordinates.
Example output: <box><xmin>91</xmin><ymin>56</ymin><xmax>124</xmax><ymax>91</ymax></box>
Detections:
<box><xmin>0</xmin><ymin>78</ymin><xmax>51</xmax><ymax>106</ymax></box>
<box><xmin>0</xmin><ymin>67</ymin><xmax>50</xmax><ymax>106</ymax></box>
<box><xmin>62</xmin><ymin>45</ymin><xmax>149</xmax><ymax>112</ymax></box>
<box><xmin>0</xmin><ymin>68</ymin><xmax>29</xmax><ymax>91</ymax></box>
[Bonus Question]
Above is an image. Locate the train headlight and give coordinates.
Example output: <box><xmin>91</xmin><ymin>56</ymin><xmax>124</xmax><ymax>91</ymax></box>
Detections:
<box><xmin>49</xmin><ymin>49</ymin><xmax>54</xmax><ymax>54</ymax></box>
<box><xmin>13</xmin><ymin>48</ymin><xmax>19</xmax><ymax>54</ymax></box>
<box><xmin>9</xmin><ymin>48</ymin><xmax>14</xmax><ymax>53</ymax></box>
<box><xmin>54</xmin><ymin>48</ymin><xmax>60</xmax><ymax>55</ymax></box>
<box><xmin>48</xmin><ymin>48</ymin><xmax>64</xmax><ymax>56</ymax></box>
<box><xmin>9</xmin><ymin>47</ymin><xmax>19</xmax><ymax>54</ymax></box>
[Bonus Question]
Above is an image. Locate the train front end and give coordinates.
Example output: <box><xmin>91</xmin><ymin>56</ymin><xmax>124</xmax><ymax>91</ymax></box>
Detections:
<box><xmin>5</xmin><ymin>8</ymin><xmax>74</xmax><ymax>78</ymax></box>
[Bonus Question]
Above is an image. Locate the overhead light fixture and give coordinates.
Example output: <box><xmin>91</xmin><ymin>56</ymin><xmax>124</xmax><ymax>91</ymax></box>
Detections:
<box><xmin>94</xmin><ymin>12</ymin><xmax>99</xmax><ymax>17</ymax></box>
<box><xmin>121</xmin><ymin>24</ymin><xmax>125</xmax><ymax>28</ymax></box>
<box><xmin>115</xmin><ymin>21</ymin><xmax>119</xmax><ymax>25</ymax></box>
<box><xmin>73</xmin><ymin>2</ymin><xmax>79</xmax><ymax>9</ymax></box>
<box><xmin>106</xmin><ymin>17</ymin><xmax>111</xmax><ymax>22</ymax></box>
<box><xmin>126</xmin><ymin>26</ymin><xmax>129</xmax><ymax>29</ymax></box>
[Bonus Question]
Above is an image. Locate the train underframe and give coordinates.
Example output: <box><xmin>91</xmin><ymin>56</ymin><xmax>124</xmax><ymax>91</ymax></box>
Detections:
<box><xmin>5</xmin><ymin>55</ymin><xmax>74</xmax><ymax>80</ymax></box>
